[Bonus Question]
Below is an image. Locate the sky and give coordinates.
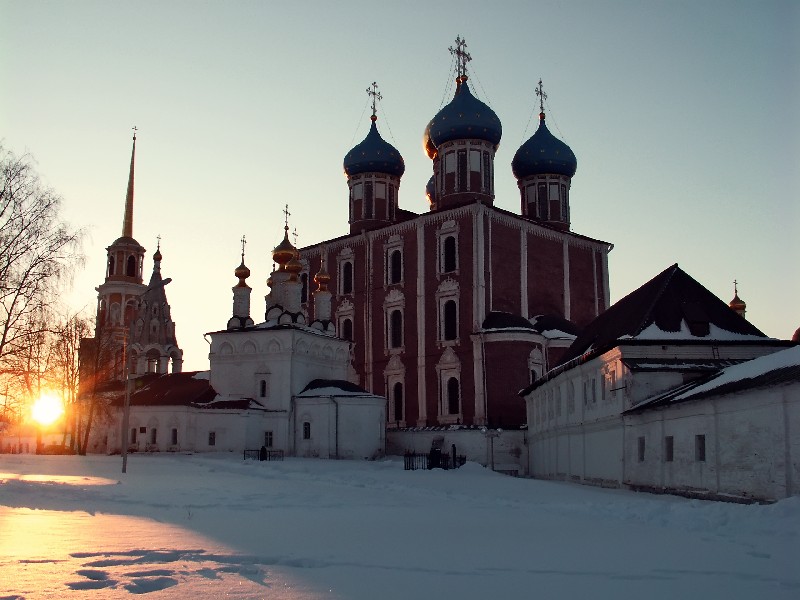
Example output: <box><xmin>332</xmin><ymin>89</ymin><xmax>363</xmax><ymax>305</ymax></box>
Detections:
<box><xmin>2</xmin><ymin>0</ymin><xmax>798</xmax><ymax>371</ymax></box>
<box><xmin>2</xmin><ymin>453</ymin><xmax>798</xmax><ymax>598</ymax></box>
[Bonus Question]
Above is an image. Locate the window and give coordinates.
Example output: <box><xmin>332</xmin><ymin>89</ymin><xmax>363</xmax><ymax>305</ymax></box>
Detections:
<box><xmin>300</xmin><ymin>273</ymin><xmax>308</xmax><ymax>303</ymax></box>
<box><xmin>447</xmin><ymin>377</ymin><xmax>460</xmax><ymax>415</ymax></box>
<box><xmin>537</xmin><ymin>182</ymin><xmax>547</xmax><ymax>220</ymax></box>
<box><xmin>457</xmin><ymin>149</ymin><xmax>467</xmax><ymax>191</ymax></box>
<box><xmin>695</xmin><ymin>434</ymin><xmax>706</xmax><ymax>462</ymax></box>
<box><xmin>364</xmin><ymin>182</ymin><xmax>373</xmax><ymax>219</ymax></box>
<box><xmin>443</xmin><ymin>300</ymin><xmax>457</xmax><ymax>340</ymax></box>
<box><xmin>264</xmin><ymin>431</ymin><xmax>273</xmax><ymax>448</ymax></box>
<box><xmin>388</xmin><ymin>185</ymin><xmax>395</xmax><ymax>220</ymax></box>
<box><xmin>149</xmin><ymin>428</ymin><xmax>157</xmax><ymax>444</ymax></box>
<box><xmin>126</xmin><ymin>255</ymin><xmax>137</xmax><ymax>277</ymax></box>
<box><xmin>107</xmin><ymin>256</ymin><xmax>115</xmax><ymax>277</ymax></box>
<box><xmin>443</xmin><ymin>236</ymin><xmax>457</xmax><ymax>272</ymax></box>
<box><xmin>303</xmin><ymin>422</ymin><xmax>311</xmax><ymax>440</ymax></box>
<box><xmin>637</xmin><ymin>436</ymin><xmax>645</xmax><ymax>462</ymax></box>
<box><xmin>341</xmin><ymin>261</ymin><xmax>353</xmax><ymax>294</ymax></box>
<box><xmin>393</xmin><ymin>382</ymin><xmax>403</xmax><ymax>422</ymax></box>
<box><xmin>260</xmin><ymin>380</ymin><xmax>267</xmax><ymax>398</ymax></box>
<box><xmin>208</xmin><ymin>431</ymin><xmax>216</xmax><ymax>446</ymax></box>
<box><xmin>560</xmin><ymin>183</ymin><xmax>568</xmax><ymax>220</ymax></box>
<box><xmin>342</xmin><ymin>318</ymin><xmax>353</xmax><ymax>342</ymax></box>
<box><xmin>483</xmin><ymin>151</ymin><xmax>491</xmax><ymax>192</ymax></box>
<box><xmin>389</xmin><ymin>249</ymin><xmax>402</xmax><ymax>284</ymax></box>
<box><xmin>389</xmin><ymin>309</ymin><xmax>403</xmax><ymax>349</ymax></box>
<box><xmin>130</xmin><ymin>428</ymin><xmax>137</xmax><ymax>444</ymax></box>
<box><xmin>171</xmin><ymin>428</ymin><xmax>178</xmax><ymax>446</ymax></box>
<box><xmin>664</xmin><ymin>436</ymin><xmax>674</xmax><ymax>462</ymax></box>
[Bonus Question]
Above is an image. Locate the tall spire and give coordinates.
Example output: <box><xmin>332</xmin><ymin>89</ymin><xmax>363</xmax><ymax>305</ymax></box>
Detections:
<box><xmin>122</xmin><ymin>126</ymin><xmax>137</xmax><ymax>238</ymax></box>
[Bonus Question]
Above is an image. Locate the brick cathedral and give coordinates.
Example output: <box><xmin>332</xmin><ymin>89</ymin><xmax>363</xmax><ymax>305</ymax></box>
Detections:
<box><xmin>291</xmin><ymin>37</ymin><xmax>612</xmax><ymax>429</ymax></box>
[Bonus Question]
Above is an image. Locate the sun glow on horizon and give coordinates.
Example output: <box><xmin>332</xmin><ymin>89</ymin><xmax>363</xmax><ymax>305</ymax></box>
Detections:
<box><xmin>31</xmin><ymin>394</ymin><xmax>64</xmax><ymax>426</ymax></box>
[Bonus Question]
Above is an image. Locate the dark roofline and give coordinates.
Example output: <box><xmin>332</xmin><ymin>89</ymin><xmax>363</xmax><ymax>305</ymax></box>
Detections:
<box><xmin>518</xmin><ymin>338</ymin><xmax>795</xmax><ymax>397</ymax></box>
<box><xmin>297</xmin><ymin>202</ymin><xmax>611</xmax><ymax>253</ymax></box>
<box><xmin>625</xmin><ymin>363</ymin><xmax>800</xmax><ymax>413</ymax></box>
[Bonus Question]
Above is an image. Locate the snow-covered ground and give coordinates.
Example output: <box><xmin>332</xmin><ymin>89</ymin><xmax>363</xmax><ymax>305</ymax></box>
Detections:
<box><xmin>1</xmin><ymin>453</ymin><xmax>798</xmax><ymax>599</ymax></box>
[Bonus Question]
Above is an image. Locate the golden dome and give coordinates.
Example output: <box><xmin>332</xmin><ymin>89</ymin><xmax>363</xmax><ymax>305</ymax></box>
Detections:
<box><xmin>285</xmin><ymin>250</ymin><xmax>303</xmax><ymax>277</ymax></box>
<box><xmin>314</xmin><ymin>265</ymin><xmax>331</xmax><ymax>291</ymax></box>
<box><xmin>235</xmin><ymin>260</ymin><xmax>250</xmax><ymax>281</ymax></box>
<box><xmin>729</xmin><ymin>294</ymin><xmax>746</xmax><ymax>312</ymax></box>
<box><xmin>272</xmin><ymin>228</ymin><xmax>296</xmax><ymax>268</ymax></box>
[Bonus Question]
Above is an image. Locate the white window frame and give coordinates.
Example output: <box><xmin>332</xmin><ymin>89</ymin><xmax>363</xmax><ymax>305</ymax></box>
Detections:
<box><xmin>437</xmin><ymin>220</ymin><xmax>459</xmax><ymax>276</ymax></box>
<box><xmin>435</xmin><ymin>347</ymin><xmax>461</xmax><ymax>423</ymax></box>
<box><xmin>383</xmin><ymin>288</ymin><xmax>405</xmax><ymax>354</ymax></box>
<box><xmin>436</xmin><ymin>278</ymin><xmax>460</xmax><ymax>345</ymax></box>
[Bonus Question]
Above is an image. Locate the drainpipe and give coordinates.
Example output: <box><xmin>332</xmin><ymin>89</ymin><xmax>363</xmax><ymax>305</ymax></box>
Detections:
<box><xmin>331</xmin><ymin>396</ymin><xmax>339</xmax><ymax>459</ymax></box>
<box><xmin>290</xmin><ymin>396</ymin><xmax>296</xmax><ymax>457</ymax></box>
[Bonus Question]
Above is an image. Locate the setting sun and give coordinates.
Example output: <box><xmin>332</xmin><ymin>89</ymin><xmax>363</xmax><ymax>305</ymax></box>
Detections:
<box><xmin>31</xmin><ymin>394</ymin><xmax>64</xmax><ymax>426</ymax></box>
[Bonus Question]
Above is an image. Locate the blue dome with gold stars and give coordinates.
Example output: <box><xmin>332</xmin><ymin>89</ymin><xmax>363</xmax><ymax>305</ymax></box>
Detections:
<box><xmin>512</xmin><ymin>113</ymin><xmax>577</xmax><ymax>179</ymax></box>
<box><xmin>423</xmin><ymin>79</ymin><xmax>502</xmax><ymax>159</ymax></box>
<box><xmin>343</xmin><ymin>117</ymin><xmax>405</xmax><ymax>178</ymax></box>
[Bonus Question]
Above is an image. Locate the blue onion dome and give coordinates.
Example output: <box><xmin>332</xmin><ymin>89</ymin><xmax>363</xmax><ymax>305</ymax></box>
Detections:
<box><xmin>423</xmin><ymin>79</ymin><xmax>502</xmax><ymax>159</ymax></box>
<box><xmin>512</xmin><ymin>113</ymin><xmax>577</xmax><ymax>179</ymax></box>
<box><xmin>425</xmin><ymin>175</ymin><xmax>437</xmax><ymax>205</ymax></box>
<box><xmin>343</xmin><ymin>116</ymin><xmax>405</xmax><ymax>177</ymax></box>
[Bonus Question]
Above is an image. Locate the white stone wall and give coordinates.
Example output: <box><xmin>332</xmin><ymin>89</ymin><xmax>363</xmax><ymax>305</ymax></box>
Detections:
<box><xmin>525</xmin><ymin>344</ymin><xmax>799</xmax><ymax>501</ymax></box>
<box><xmin>294</xmin><ymin>395</ymin><xmax>385</xmax><ymax>460</ymax></box>
<box><xmin>626</xmin><ymin>384</ymin><xmax>799</xmax><ymax>500</ymax></box>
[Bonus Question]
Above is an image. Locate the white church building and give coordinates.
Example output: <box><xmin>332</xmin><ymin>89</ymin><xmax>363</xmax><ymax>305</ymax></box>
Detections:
<box><xmin>522</xmin><ymin>264</ymin><xmax>799</xmax><ymax>502</ymax></box>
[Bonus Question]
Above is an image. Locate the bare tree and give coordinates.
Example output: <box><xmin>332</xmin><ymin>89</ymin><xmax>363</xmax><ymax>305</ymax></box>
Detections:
<box><xmin>0</xmin><ymin>144</ymin><xmax>84</xmax><ymax>375</ymax></box>
<box><xmin>52</xmin><ymin>310</ymin><xmax>92</xmax><ymax>451</ymax></box>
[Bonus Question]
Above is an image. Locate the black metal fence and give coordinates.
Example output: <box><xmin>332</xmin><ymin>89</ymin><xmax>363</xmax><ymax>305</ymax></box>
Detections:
<box><xmin>244</xmin><ymin>448</ymin><xmax>285</xmax><ymax>461</ymax></box>
<box><xmin>404</xmin><ymin>451</ymin><xmax>467</xmax><ymax>471</ymax></box>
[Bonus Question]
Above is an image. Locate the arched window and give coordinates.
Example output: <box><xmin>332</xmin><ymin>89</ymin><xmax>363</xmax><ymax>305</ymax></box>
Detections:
<box><xmin>342</xmin><ymin>262</ymin><xmax>353</xmax><ymax>294</ymax></box>
<box><xmin>107</xmin><ymin>256</ymin><xmax>115</xmax><ymax>277</ymax></box>
<box><xmin>303</xmin><ymin>422</ymin><xmax>311</xmax><ymax>440</ymax></box>
<box><xmin>443</xmin><ymin>300</ymin><xmax>457</xmax><ymax>340</ymax></box>
<box><xmin>259</xmin><ymin>380</ymin><xmax>267</xmax><ymax>398</ymax></box>
<box><xmin>443</xmin><ymin>236</ymin><xmax>457</xmax><ymax>272</ymax></box>
<box><xmin>390</xmin><ymin>249</ymin><xmax>402</xmax><ymax>284</ymax></box>
<box><xmin>537</xmin><ymin>183</ymin><xmax>548</xmax><ymax>220</ymax></box>
<box><xmin>126</xmin><ymin>255</ymin><xmax>137</xmax><ymax>277</ymax></box>
<box><xmin>342</xmin><ymin>318</ymin><xmax>353</xmax><ymax>342</ymax></box>
<box><xmin>393</xmin><ymin>382</ymin><xmax>403</xmax><ymax>422</ymax></box>
<box><xmin>390</xmin><ymin>310</ymin><xmax>402</xmax><ymax>349</ymax></box>
<box><xmin>364</xmin><ymin>182</ymin><xmax>374</xmax><ymax>218</ymax></box>
<box><xmin>447</xmin><ymin>377</ymin><xmax>460</xmax><ymax>415</ymax></box>
<box><xmin>300</xmin><ymin>273</ymin><xmax>308</xmax><ymax>303</ymax></box>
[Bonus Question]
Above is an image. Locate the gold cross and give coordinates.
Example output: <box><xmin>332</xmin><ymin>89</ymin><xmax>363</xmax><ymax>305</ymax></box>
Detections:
<box><xmin>449</xmin><ymin>35</ymin><xmax>472</xmax><ymax>80</ymax></box>
<box><xmin>536</xmin><ymin>79</ymin><xmax>547</xmax><ymax>114</ymax></box>
<box><xmin>366</xmin><ymin>81</ymin><xmax>382</xmax><ymax>118</ymax></box>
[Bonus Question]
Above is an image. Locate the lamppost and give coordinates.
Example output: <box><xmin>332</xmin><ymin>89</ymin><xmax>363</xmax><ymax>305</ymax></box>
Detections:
<box><xmin>481</xmin><ymin>427</ymin><xmax>502</xmax><ymax>471</ymax></box>
<box><xmin>121</xmin><ymin>277</ymin><xmax>171</xmax><ymax>474</ymax></box>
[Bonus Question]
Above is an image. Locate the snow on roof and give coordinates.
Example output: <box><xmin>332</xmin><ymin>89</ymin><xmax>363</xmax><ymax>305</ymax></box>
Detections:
<box><xmin>297</xmin><ymin>379</ymin><xmax>375</xmax><ymax>397</ymax></box>
<box><xmin>628</xmin><ymin>345</ymin><xmax>800</xmax><ymax>411</ymax></box>
<box><xmin>192</xmin><ymin>371</ymin><xmax>210</xmax><ymax>380</ymax></box>
<box><xmin>673</xmin><ymin>345</ymin><xmax>800</xmax><ymax>400</ymax></box>
<box><xmin>620</xmin><ymin>321</ymin><xmax>771</xmax><ymax>342</ymax></box>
